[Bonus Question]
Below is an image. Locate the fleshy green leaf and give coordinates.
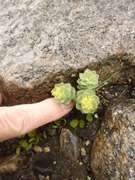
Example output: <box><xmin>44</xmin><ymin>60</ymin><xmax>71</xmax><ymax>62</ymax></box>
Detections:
<box><xmin>54</xmin><ymin>120</ymin><xmax>61</xmax><ymax>126</ymax></box>
<box><xmin>16</xmin><ymin>146</ymin><xmax>21</xmax><ymax>155</ymax></box>
<box><xmin>18</xmin><ymin>135</ymin><xmax>25</xmax><ymax>139</ymax></box>
<box><xmin>52</xmin><ymin>125</ymin><xmax>59</xmax><ymax>129</ymax></box>
<box><xmin>51</xmin><ymin>83</ymin><xmax>76</xmax><ymax>105</ymax></box>
<box><xmin>33</xmin><ymin>135</ymin><xmax>39</xmax><ymax>145</ymax></box>
<box><xmin>76</xmin><ymin>89</ymin><xmax>99</xmax><ymax>114</ymax></box>
<box><xmin>20</xmin><ymin>140</ymin><xmax>28</xmax><ymax>148</ymax></box>
<box><xmin>28</xmin><ymin>130</ymin><xmax>36</xmax><ymax>137</ymax></box>
<box><xmin>28</xmin><ymin>137</ymin><xmax>35</xmax><ymax>143</ymax></box>
<box><xmin>71</xmin><ymin>88</ymin><xmax>76</xmax><ymax>99</ymax></box>
<box><xmin>85</xmin><ymin>89</ymin><xmax>96</xmax><ymax>95</ymax></box>
<box><xmin>25</xmin><ymin>143</ymin><xmax>32</xmax><ymax>151</ymax></box>
<box><xmin>77</xmin><ymin>69</ymin><xmax>99</xmax><ymax>90</ymax></box>
<box><xmin>79</xmin><ymin>120</ymin><xmax>85</xmax><ymax>128</ymax></box>
<box><xmin>86</xmin><ymin>114</ymin><xmax>93</xmax><ymax>122</ymax></box>
<box><xmin>62</xmin><ymin>118</ymin><xmax>67</xmax><ymax>125</ymax></box>
<box><xmin>70</xmin><ymin>119</ymin><xmax>79</xmax><ymax>128</ymax></box>
<box><xmin>64</xmin><ymin>98</ymin><xmax>72</xmax><ymax>105</ymax></box>
<box><xmin>77</xmin><ymin>90</ymin><xmax>84</xmax><ymax>96</ymax></box>
<box><xmin>18</xmin><ymin>139</ymin><xmax>23</xmax><ymax>145</ymax></box>
<box><xmin>76</xmin><ymin>95</ymin><xmax>82</xmax><ymax>103</ymax></box>
<box><xmin>76</xmin><ymin>102</ymin><xmax>82</xmax><ymax>111</ymax></box>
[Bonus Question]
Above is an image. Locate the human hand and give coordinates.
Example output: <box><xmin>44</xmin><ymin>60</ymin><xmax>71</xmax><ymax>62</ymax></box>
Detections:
<box><xmin>0</xmin><ymin>93</ymin><xmax>74</xmax><ymax>141</ymax></box>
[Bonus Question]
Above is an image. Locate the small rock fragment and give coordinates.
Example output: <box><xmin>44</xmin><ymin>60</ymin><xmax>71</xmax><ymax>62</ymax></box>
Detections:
<box><xmin>34</xmin><ymin>161</ymin><xmax>53</xmax><ymax>176</ymax></box>
<box><xmin>39</xmin><ymin>174</ymin><xmax>46</xmax><ymax>180</ymax></box>
<box><xmin>85</xmin><ymin>140</ymin><xmax>90</xmax><ymax>146</ymax></box>
<box><xmin>0</xmin><ymin>153</ymin><xmax>27</xmax><ymax>174</ymax></box>
<box><xmin>34</xmin><ymin>145</ymin><xmax>43</xmax><ymax>153</ymax></box>
<box><xmin>44</xmin><ymin>147</ymin><xmax>50</xmax><ymax>153</ymax></box>
<box><xmin>46</xmin><ymin>176</ymin><xmax>50</xmax><ymax>180</ymax></box>
<box><xmin>60</xmin><ymin>128</ymin><xmax>82</xmax><ymax>161</ymax></box>
<box><xmin>81</xmin><ymin>147</ymin><xmax>86</xmax><ymax>156</ymax></box>
<box><xmin>79</xmin><ymin>162</ymin><xmax>83</xmax><ymax>165</ymax></box>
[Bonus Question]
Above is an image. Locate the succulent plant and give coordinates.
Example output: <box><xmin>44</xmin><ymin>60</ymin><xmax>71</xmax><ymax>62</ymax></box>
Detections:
<box><xmin>76</xmin><ymin>89</ymin><xmax>99</xmax><ymax>114</ymax></box>
<box><xmin>77</xmin><ymin>69</ymin><xmax>99</xmax><ymax>90</ymax></box>
<box><xmin>51</xmin><ymin>83</ymin><xmax>76</xmax><ymax>105</ymax></box>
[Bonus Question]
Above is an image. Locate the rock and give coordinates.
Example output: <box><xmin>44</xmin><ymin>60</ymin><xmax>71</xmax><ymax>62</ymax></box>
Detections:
<box><xmin>0</xmin><ymin>0</ymin><xmax>135</xmax><ymax>105</ymax></box>
<box><xmin>44</xmin><ymin>147</ymin><xmax>50</xmax><ymax>153</ymax></box>
<box><xmin>0</xmin><ymin>153</ymin><xmax>27</xmax><ymax>174</ymax></box>
<box><xmin>34</xmin><ymin>145</ymin><xmax>43</xmax><ymax>153</ymax></box>
<box><xmin>90</xmin><ymin>99</ymin><xmax>135</xmax><ymax>180</ymax></box>
<box><xmin>85</xmin><ymin>140</ymin><xmax>90</xmax><ymax>146</ymax></box>
<box><xmin>34</xmin><ymin>161</ymin><xmax>53</xmax><ymax>176</ymax></box>
<box><xmin>60</xmin><ymin>128</ymin><xmax>82</xmax><ymax>161</ymax></box>
<box><xmin>38</xmin><ymin>174</ymin><xmax>46</xmax><ymax>180</ymax></box>
<box><xmin>45</xmin><ymin>176</ymin><xmax>50</xmax><ymax>180</ymax></box>
<box><xmin>81</xmin><ymin>147</ymin><xmax>86</xmax><ymax>157</ymax></box>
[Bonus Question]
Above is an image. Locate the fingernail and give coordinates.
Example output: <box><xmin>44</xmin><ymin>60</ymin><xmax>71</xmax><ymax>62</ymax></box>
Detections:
<box><xmin>60</xmin><ymin>101</ymin><xmax>75</xmax><ymax>110</ymax></box>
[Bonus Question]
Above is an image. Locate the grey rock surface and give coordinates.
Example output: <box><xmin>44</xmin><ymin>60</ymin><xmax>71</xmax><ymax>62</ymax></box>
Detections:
<box><xmin>0</xmin><ymin>0</ymin><xmax>135</xmax><ymax>105</ymax></box>
<box><xmin>90</xmin><ymin>99</ymin><xmax>135</xmax><ymax>180</ymax></box>
<box><xmin>60</xmin><ymin>128</ymin><xmax>82</xmax><ymax>161</ymax></box>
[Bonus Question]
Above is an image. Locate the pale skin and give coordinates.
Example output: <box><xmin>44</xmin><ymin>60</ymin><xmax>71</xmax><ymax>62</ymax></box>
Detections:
<box><xmin>0</xmin><ymin>93</ymin><xmax>74</xmax><ymax>141</ymax></box>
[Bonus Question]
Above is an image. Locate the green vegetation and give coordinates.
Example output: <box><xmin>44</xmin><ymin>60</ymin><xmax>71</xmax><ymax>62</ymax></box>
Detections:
<box><xmin>51</xmin><ymin>83</ymin><xmax>76</xmax><ymax>105</ymax></box>
<box><xmin>52</xmin><ymin>118</ymin><xmax>66</xmax><ymax>133</ymax></box>
<box><xmin>77</xmin><ymin>69</ymin><xmax>99</xmax><ymax>90</ymax></box>
<box><xmin>76</xmin><ymin>89</ymin><xmax>99</xmax><ymax>114</ymax></box>
<box><xmin>13</xmin><ymin>130</ymin><xmax>39</xmax><ymax>155</ymax></box>
<box><xmin>128</xmin><ymin>78</ymin><xmax>132</xmax><ymax>83</ymax></box>
<box><xmin>51</xmin><ymin>69</ymin><xmax>111</xmax><ymax>124</ymax></box>
<box><xmin>70</xmin><ymin>119</ymin><xmax>85</xmax><ymax>129</ymax></box>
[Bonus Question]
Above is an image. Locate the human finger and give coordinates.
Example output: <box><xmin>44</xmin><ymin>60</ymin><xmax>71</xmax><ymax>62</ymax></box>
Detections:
<box><xmin>0</xmin><ymin>93</ymin><xmax>2</xmax><ymax>106</ymax></box>
<box><xmin>0</xmin><ymin>98</ymin><xmax>74</xmax><ymax>140</ymax></box>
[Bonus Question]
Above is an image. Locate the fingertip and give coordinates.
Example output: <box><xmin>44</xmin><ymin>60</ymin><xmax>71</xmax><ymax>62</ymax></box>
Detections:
<box><xmin>37</xmin><ymin>98</ymin><xmax>75</xmax><ymax>124</ymax></box>
<box><xmin>0</xmin><ymin>98</ymin><xmax>74</xmax><ymax>140</ymax></box>
<box><xmin>60</xmin><ymin>101</ymin><xmax>75</xmax><ymax>110</ymax></box>
<box><xmin>0</xmin><ymin>93</ymin><xmax>2</xmax><ymax>106</ymax></box>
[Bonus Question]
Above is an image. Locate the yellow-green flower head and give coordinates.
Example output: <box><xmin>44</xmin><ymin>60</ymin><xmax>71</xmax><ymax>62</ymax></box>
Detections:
<box><xmin>52</xmin><ymin>86</ymin><xmax>65</xmax><ymax>99</ymax></box>
<box><xmin>76</xmin><ymin>89</ymin><xmax>99</xmax><ymax>114</ymax></box>
<box><xmin>81</xmin><ymin>96</ymin><xmax>94</xmax><ymax>111</ymax></box>
<box><xmin>77</xmin><ymin>69</ymin><xmax>99</xmax><ymax>90</ymax></box>
<box><xmin>51</xmin><ymin>83</ymin><xmax>76</xmax><ymax>105</ymax></box>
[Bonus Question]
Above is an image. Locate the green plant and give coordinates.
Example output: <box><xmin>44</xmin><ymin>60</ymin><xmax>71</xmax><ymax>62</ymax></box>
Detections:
<box><xmin>14</xmin><ymin>129</ymin><xmax>39</xmax><ymax>155</ymax></box>
<box><xmin>52</xmin><ymin>118</ymin><xmax>66</xmax><ymax>133</ymax></box>
<box><xmin>128</xmin><ymin>78</ymin><xmax>132</xmax><ymax>83</ymax></box>
<box><xmin>77</xmin><ymin>69</ymin><xmax>99</xmax><ymax>90</ymax></box>
<box><xmin>70</xmin><ymin>114</ymin><xmax>93</xmax><ymax>129</ymax></box>
<box><xmin>51</xmin><ymin>69</ymin><xmax>112</xmax><ymax>125</ymax></box>
<box><xmin>70</xmin><ymin>119</ymin><xmax>85</xmax><ymax>128</ymax></box>
<box><xmin>76</xmin><ymin>89</ymin><xmax>99</xmax><ymax>114</ymax></box>
<box><xmin>51</xmin><ymin>83</ymin><xmax>76</xmax><ymax>104</ymax></box>
<box><xmin>86</xmin><ymin>114</ymin><xmax>93</xmax><ymax>122</ymax></box>
<box><xmin>124</xmin><ymin>84</ymin><xmax>129</xmax><ymax>88</ymax></box>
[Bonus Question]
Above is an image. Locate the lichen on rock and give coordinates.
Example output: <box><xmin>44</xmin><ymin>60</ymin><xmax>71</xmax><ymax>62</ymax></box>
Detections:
<box><xmin>90</xmin><ymin>99</ymin><xmax>135</xmax><ymax>180</ymax></box>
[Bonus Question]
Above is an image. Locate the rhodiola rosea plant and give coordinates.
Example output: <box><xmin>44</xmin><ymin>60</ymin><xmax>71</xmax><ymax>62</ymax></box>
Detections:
<box><xmin>51</xmin><ymin>69</ymin><xmax>109</xmax><ymax>127</ymax></box>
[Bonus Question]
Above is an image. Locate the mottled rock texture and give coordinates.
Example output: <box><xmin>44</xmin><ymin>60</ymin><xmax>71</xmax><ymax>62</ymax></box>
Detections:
<box><xmin>0</xmin><ymin>153</ymin><xmax>26</xmax><ymax>174</ymax></box>
<box><xmin>90</xmin><ymin>99</ymin><xmax>135</xmax><ymax>180</ymax></box>
<box><xmin>60</xmin><ymin>128</ymin><xmax>82</xmax><ymax>161</ymax></box>
<box><xmin>0</xmin><ymin>0</ymin><xmax>135</xmax><ymax>105</ymax></box>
